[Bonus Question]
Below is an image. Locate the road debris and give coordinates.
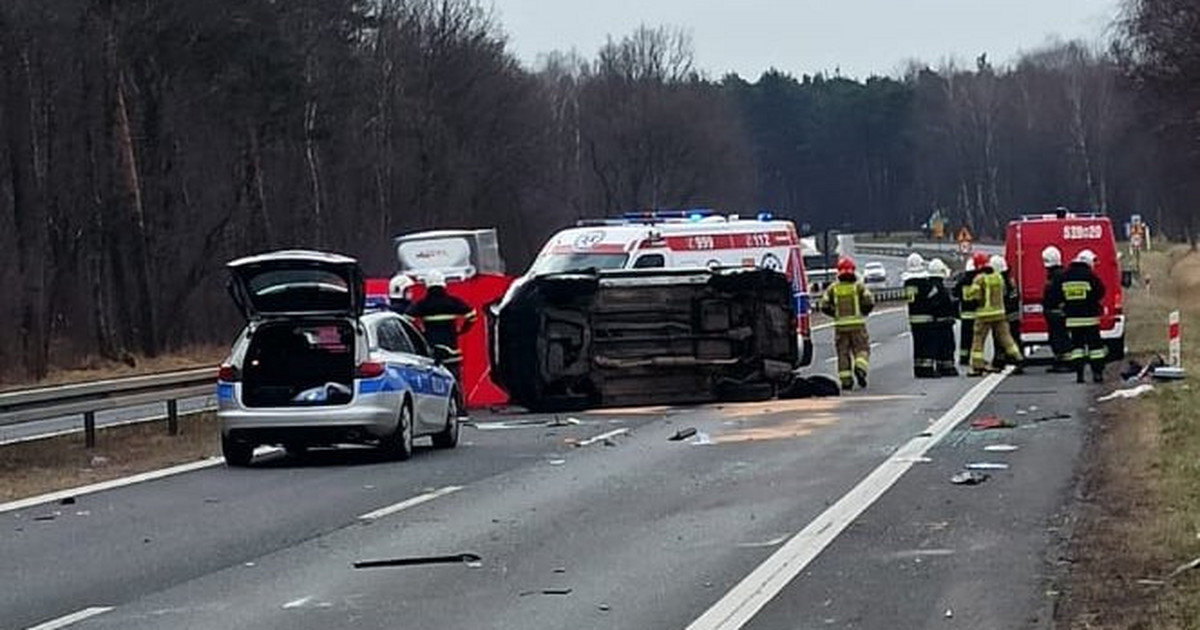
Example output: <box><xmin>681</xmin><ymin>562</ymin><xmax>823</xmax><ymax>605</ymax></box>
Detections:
<box><xmin>1170</xmin><ymin>555</ymin><xmax>1200</xmax><ymax>577</ymax></box>
<box><xmin>692</xmin><ymin>431</ymin><xmax>715</xmax><ymax>446</ymax></box>
<box><xmin>597</xmin><ymin>603</ymin><xmax>611</xmax><ymax>612</ymax></box>
<box><xmin>547</xmin><ymin>416</ymin><xmax>582</xmax><ymax>427</ymax></box>
<box><xmin>966</xmin><ymin>462</ymin><xmax>1010</xmax><ymax>471</ymax></box>
<box><xmin>983</xmin><ymin>444</ymin><xmax>1019</xmax><ymax>453</ymax></box>
<box><xmin>950</xmin><ymin>471</ymin><xmax>990</xmax><ymax>485</ymax></box>
<box><xmin>576</xmin><ymin>428</ymin><xmax>629</xmax><ymax>447</ymax></box>
<box><xmin>354</xmin><ymin>553</ymin><xmax>482</xmax><ymax>570</ymax></box>
<box><xmin>669</xmin><ymin>428</ymin><xmax>698</xmax><ymax>442</ymax></box>
<box><xmin>1153</xmin><ymin>366</ymin><xmax>1187</xmax><ymax>381</ymax></box>
<box><xmin>945</xmin><ymin>609</ymin><xmax>954</xmax><ymax>618</ymax></box>
<box><xmin>1031</xmin><ymin>413</ymin><xmax>1072</xmax><ymax>423</ymax></box>
<box><xmin>1097</xmin><ymin>384</ymin><xmax>1155</xmax><ymax>402</ymax></box>
<box><xmin>971</xmin><ymin>415</ymin><xmax>1016</xmax><ymax>430</ymax></box>
<box><xmin>1136</xmin><ymin>578</ymin><xmax>1167</xmax><ymax>586</ymax></box>
<box><xmin>33</xmin><ymin>513</ymin><xmax>58</xmax><ymax>521</ymax></box>
<box><xmin>59</xmin><ymin>497</ymin><xmax>76</xmax><ymax>505</ymax></box>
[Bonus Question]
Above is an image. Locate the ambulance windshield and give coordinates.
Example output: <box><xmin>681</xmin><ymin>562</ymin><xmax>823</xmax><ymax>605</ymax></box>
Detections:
<box><xmin>530</xmin><ymin>252</ymin><xmax>629</xmax><ymax>275</ymax></box>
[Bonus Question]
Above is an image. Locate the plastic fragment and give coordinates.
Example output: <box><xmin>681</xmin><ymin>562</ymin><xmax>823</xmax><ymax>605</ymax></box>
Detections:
<box><xmin>950</xmin><ymin>471</ymin><xmax>989</xmax><ymax>485</ymax></box>
<box><xmin>966</xmin><ymin>462</ymin><xmax>1010</xmax><ymax>471</ymax></box>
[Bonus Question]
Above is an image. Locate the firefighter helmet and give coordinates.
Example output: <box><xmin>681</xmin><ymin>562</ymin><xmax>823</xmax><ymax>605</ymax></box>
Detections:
<box><xmin>972</xmin><ymin>252</ymin><xmax>991</xmax><ymax>270</ymax></box>
<box><xmin>836</xmin><ymin>257</ymin><xmax>857</xmax><ymax>275</ymax></box>
<box><xmin>1042</xmin><ymin>246</ymin><xmax>1062</xmax><ymax>268</ymax></box>
<box><xmin>905</xmin><ymin>253</ymin><xmax>926</xmax><ymax>275</ymax></box>
<box><xmin>389</xmin><ymin>274</ymin><xmax>415</xmax><ymax>300</ymax></box>
<box><xmin>927</xmin><ymin>258</ymin><xmax>951</xmax><ymax>278</ymax></box>
<box><xmin>989</xmin><ymin>254</ymin><xmax>1008</xmax><ymax>273</ymax></box>
<box><xmin>1075</xmin><ymin>249</ymin><xmax>1097</xmax><ymax>267</ymax></box>
<box><xmin>425</xmin><ymin>270</ymin><xmax>447</xmax><ymax>288</ymax></box>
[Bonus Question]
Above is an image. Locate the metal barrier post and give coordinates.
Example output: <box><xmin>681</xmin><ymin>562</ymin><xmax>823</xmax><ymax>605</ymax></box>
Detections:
<box><xmin>167</xmin><ymin>399</ymin><xmax>179</xmax><ymax>436</ymax></box>
<box><xmin>84</xmin><ymin>411</ymin><xmax>96</xmax><ymax>448</ymax></box>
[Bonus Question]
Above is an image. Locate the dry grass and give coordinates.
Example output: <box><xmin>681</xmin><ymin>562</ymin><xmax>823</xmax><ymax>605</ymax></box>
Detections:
<box><xmin>1061</xmin><ymin>246</ymin><xmax>1200</xmax><ymax>629</ymax></box>
<box><xmin>0</xmin><ymin>413</ymin><xmax>221</xmax><ymax>503</ymax></box>
<box><xmin>0</xmin><ymin>344</ymin><xmax>227</xmax><ymax>393</ymax></box>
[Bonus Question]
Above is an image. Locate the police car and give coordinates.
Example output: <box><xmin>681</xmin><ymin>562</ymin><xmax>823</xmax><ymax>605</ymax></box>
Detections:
<box><xmin>519</xmin><ymin>210</ymin><xmax>815</xmax><ymax>367</ymax></box>
<box><xmin>216</xmin><ymin>250</ymin><xmax>461</xmax><ymax>466</ymax></box>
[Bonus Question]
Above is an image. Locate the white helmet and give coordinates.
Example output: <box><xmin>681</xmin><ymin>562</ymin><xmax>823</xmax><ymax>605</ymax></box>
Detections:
<box><xmin>425</xmin><ymin>269</ymin><xmax>447</xmax><ymax>288</ymax></box>
<box><xmin>905</xmin><ymin>253</ymin><xmax>926</xmax><ymax>275</ymax></box>
<box><xmin>388</xmin><ymin>274</ymin><xmax>414</xmax><ymax>300</ymax></box>
<box><xmin>1042</xmin><ymin>246</ymin><xmax>1062</xmax><ymax>268</ymax></box>
<box><xmin>965</xmin><ymin>258</ymin><xmax>976</xmax><ymax>272</ymax></box>
<box><xmin>928</xmin><ymin>258</ymin><xmax>951</xmax><ymax>278</ymax></box>
<box><xmin>1075</xmin><ymin>249</ymin><xmax>1097</xmax><ymax>267</ymax></box>
<box><xmin>989</xmin><ymin>255</ymin><xmax>1008</xmax><ymax>274</ymax></box>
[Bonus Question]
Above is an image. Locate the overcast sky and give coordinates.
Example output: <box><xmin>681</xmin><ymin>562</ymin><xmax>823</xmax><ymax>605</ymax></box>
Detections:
<box><xmin>489</xmin><ymin>0</ymin><xmax>1123</xmax><ymax>79</ymax></box>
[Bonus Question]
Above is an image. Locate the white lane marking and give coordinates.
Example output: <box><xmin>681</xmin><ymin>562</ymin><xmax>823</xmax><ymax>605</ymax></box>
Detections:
<box><xmin>358</xmin><ymin>485</ymin><xmax>463</xmax><ymax>522</ymax></box>
<box><xmin>0</xmin><ymin>447</ymin><xmax>282</xmax><ymax>515</ymax></box>
<box><xmin>684</xmin><ymin>369</ymin><xmax>1011</xmax><ymax>630</ymax></box>
<box><xmin>810</xmin><ymin>307</ymin><xmax>905</xmax><ymax>333</ymax></box>
<box><xmin>576</xmin><ymin>427</ymin><xmax>629</xmax><ymax>447</ymax></box>
<box><xmin>26</xmin><ymin>607</ymin><xmax>114</xmax><ymax>630</ymax></box>
<box><xmin>282</xmin><ymin>596</ymin><xmax>313</xmax><ymax>609</ymax></box>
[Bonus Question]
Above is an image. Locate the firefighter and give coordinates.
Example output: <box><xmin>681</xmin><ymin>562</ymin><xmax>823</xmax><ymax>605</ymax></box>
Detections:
<box><xmin>1047</xmin><ymin>249</ymin><xmax>1107</xmax><ymax>384</ymax></box>
<box><xmin>1040</xmin><ymin>246</ymin><xmax>1073</xmax><ymax>373</ymax></box>
<box><xmin>820</xmin><ymin>257</ymin><xmax>874</xmax><ymax>390</ymax></box>
<box><xmin>990</xmin><ymin>254</ymin><xmax>1022</xmax><ymax>369</ymax></box>
<box><xmin>952</xmin><ymin>257</ymin><xmax>980</xmax><ymax>366</ymax></box>
<box><xmin>407</xmin><ymin>270</ymin><xmax>478</xmax><ymax>384</ymax></box>
<box><xmin>966</xmin><ymin>252</ymin><xmax>1024</xmax><ymax>376</ymax></box>
<box><xmin>903</xmin><ymin>253</ymin><xmax>938</xmax><ymax>378</ymax></box>
<box><xmin>927</xmin><ymin>258</ymin><xmax>959</xmax><ymax>376</ymax></box>
<box><xmin>388</xmin><ymin>273</ymin><xmax>416</xmax><ymax>314</ymax></box>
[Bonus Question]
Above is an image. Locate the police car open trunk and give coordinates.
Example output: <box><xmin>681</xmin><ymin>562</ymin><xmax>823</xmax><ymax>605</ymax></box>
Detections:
<box><xmin>490</xmin><ymin>268</ymin><xmax>798</xmax><ymax>411</ymax></box>
<box><xmin>226</xmin><ymin>251</ymin><xmax>364</xmax><ymax>408</ymax></box>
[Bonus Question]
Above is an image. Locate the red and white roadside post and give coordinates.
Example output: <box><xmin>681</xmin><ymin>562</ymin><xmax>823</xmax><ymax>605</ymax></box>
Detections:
<box><xmin>1169</xmin><ymin>310</ymin><xmax>1182</xmax><ymax>368</ymax></box>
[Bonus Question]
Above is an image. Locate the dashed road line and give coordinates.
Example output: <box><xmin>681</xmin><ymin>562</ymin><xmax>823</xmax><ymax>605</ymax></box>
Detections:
<box><xmin>810</xmin><ymin>307</ymin><xmax>905</xmax><ymax>333</ymax></box>
<box><xmin>684</xmin><ymin>369</ymin><xmax>1011</xmax><ymax>630</ymax></box>
<box><xmin>358</xmin><ymin>486</ymin><xmax>464</xmax><ymax>522</ymax></box>
<box><xmin>26</xmin><ymin>607</ymin><xmax>114</xmax><ymax>630</ymax></box>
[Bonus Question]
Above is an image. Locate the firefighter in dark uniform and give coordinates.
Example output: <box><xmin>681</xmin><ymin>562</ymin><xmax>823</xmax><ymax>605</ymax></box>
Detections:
<box><xmin>927</xmin><ymin>258</ymin><xmax>959</xmax><ymax>376</ymax></box>
<box><xmin>1046</xmin><ymin>249</ymin><xmax>1107</xmax><ymax>383</ymax></box>
<box><xmin>820</xmin><ymin>257</ymin><xmax>874</xmax><ymax>391</ymax></box>
<box><xmin>1040</xmin><ymin>246</ymin><xmax>1073</xmax><ymax>373</ymax></box>
<box><xmin>903</xmin><ymin>253</ymin><xmax>938</xmax><ymax>378</ymax></box>
<box><xmin>952</xmin><ymin>257</ymin><xmax>980</xmax><ymax>366</ymax></box>
<box><xmin>407</xmin><ymin>270</ymin><xmax>478</xmax><ymax>385</ymax></box>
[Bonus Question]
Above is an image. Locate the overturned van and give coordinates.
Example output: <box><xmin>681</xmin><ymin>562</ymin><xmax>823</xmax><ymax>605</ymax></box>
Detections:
<box><xmin>490</xmin><ymin>267</ymin><xmax>799</xmax><ymax>411</ymax></box>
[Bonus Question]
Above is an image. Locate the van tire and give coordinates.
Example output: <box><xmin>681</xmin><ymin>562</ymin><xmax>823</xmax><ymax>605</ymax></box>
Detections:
<box><xmin>222</xmin><ymin>436</ymin><xmax>254</xmax><ymax>467</ymax></box>
<box><xmin>1107</xmin><ymin>337</ymin><xmax>1126</xmax><ymax>362</ymax></box>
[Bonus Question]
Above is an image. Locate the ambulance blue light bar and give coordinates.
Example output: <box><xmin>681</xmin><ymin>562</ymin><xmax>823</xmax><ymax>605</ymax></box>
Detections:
<box><xmin>621</xmin><ymin>209</ymin><xmax>716</xmax><ymax>222</ymax></box>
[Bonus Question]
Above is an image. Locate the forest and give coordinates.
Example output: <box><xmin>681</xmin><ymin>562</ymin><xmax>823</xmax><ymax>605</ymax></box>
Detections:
<box><xmin>1</xmin><ymin>0</ymin><xmax>1197</xmax><ymax>379</ymax></box>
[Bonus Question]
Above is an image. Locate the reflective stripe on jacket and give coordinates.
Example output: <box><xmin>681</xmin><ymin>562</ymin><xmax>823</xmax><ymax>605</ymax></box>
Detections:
<box><xmin>970</xmin><ymin>270</ymin><xmax>1006</xmax><ymax>321</ymax></box>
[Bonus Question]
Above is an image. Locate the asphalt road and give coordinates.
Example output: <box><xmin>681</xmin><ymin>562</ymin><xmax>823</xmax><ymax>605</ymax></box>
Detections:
<box><xmin>2</xmin><ymin>308</ymin><xmax>1100</xmax><ymax>630</ymax></box>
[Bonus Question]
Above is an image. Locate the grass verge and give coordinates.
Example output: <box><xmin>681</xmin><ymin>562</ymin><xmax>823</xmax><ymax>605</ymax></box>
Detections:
<box><xmin>0</xmin><ymin>413</ymin><xmax>220</xmax><ymax>504</ymax></box>
<box><xmin>1060</xmin><ymin>247</ymin><xmax>1200</xmax><ymax>629</ymax></box>
<box><xmin>0</xmin><ymin>344</ymin><xmax>228</xmax><ymax>393</ymax></box>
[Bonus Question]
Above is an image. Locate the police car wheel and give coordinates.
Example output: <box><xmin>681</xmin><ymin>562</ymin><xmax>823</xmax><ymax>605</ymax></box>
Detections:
<box><xmin>432</xmin><ymin>394</ymin><xmax>460</xmax><ymax>449</ymax></box>
<box><xmin>222</xmin><ymin>435</ymin><xmax>254</xmax><ymax>467</ymax></box>
<box><xmin>384</xmin><ymin>402</ymin><xmax>414</xmax><ymax>461</ymax></box>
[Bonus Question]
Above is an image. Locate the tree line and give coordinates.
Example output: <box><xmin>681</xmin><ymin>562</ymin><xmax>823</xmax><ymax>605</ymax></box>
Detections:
<box><xmin>0</xmin><ymin>0</ymin><xmax>1194</xmax><ymax>379</ymax></box>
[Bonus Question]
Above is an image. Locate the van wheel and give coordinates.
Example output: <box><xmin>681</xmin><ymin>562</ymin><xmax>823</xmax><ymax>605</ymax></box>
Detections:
<box><xmin>222</xmin><ymin>436</ymin><xmax>254</xmax><ymax>467</ymax></box>
<box><xmin>1107</xmin><ymin>337</ymin><xmax>1126</xmax><ymax>362</ymax></box>
<box><xmin>383</xmin><ymin>401</ymin><xmax>414</xmax><ymax>461</ymax></box>
<box><xmin>431</xmin><ymin>394</ymin><xmax>460</xmax><ymax>450</ymax></box>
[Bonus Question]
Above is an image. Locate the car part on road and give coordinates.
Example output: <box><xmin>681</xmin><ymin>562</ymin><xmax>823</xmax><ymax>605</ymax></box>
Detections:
<box><xmin>1096</xmin><ymin>384</ymin><xmax>1155</xmax><ymax>402</ymax></box>
<box><xmin>950</xmin><ymin>471</ymin><xmax>990</xmax><ymax>485</ymax></box>
<box><xmin>965</xmin><ymin>462</ymin><xmax>1010</xmax><ymax>471</ymax></box>
<box><xmin>970</xmin><ymin>415</ymin><xmax>1016</xmax><ymax>430</ymax></box>
<box><xmin>491</xmin><ymin>267</ymin><xmax>799</xmax><ymax>411</ymax></box>
<box><xmin>669</xmin><ymin>427</ymin><xmax>698</xmax><ymax>442</ymax></box>
<box><xmin>353</xmin><ymin>552</ymin><xmax>482</xmax><ymax>569</ymax></box>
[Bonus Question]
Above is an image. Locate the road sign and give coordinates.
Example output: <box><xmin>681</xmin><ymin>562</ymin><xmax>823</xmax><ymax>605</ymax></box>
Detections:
<box><xmin>1169</xmin><ymin>310</ymin><xmax>1182</xmax><ymax>368</ymax></box>
<box><xmin>956</xmin><ymin>227</ymin><xmax>973</xmax><ymax>243</ymax></box>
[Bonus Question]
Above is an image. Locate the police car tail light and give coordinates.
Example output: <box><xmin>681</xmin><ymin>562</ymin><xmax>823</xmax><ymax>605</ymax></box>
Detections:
<box><xmin>217</xmin><ymin>364</ymin><xmax>240</xmax><ymax>382</ymax></box>
<box><xmin>357</xmin><ymin>361</ymin><xmax>386</xmax><ymax>379</ymax></box>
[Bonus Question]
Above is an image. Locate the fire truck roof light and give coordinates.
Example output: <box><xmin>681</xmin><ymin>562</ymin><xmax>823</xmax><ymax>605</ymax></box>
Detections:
<box><xmin>757</xmin><ymin>211</ymin><xmax>774</xmax><ymax>221</ymax></box>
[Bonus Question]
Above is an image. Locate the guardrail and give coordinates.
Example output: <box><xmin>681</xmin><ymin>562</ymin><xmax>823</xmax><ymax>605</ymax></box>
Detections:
<box><xmin>0</xmin><ymin>367</ymin><xmax>216</xmax><ymax>447</ymax></box>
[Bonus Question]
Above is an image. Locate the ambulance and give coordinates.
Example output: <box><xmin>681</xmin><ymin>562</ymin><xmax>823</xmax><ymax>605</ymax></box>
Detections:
<box><xmin>1005</xmin><ymin>211</ymin><xmax>1125</xmax><ymax>360</ymax></box>
<box><xmin>522</xmin><ymin>210</ymin><xmax>815</xmax><ymax>366</ymax></box>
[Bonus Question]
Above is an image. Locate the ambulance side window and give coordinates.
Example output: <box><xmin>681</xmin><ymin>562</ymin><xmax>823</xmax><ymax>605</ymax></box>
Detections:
<box><xmin>633</xmin><ymin>254</ymin><xmax>665</xmax><ymax>269</ymax></box>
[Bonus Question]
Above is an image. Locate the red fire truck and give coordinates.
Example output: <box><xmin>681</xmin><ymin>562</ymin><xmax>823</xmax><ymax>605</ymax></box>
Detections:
<box><xmin>1005</xmin><ymin>211</ymin><xmax>1125</xmax><ymax>360</ymax></box>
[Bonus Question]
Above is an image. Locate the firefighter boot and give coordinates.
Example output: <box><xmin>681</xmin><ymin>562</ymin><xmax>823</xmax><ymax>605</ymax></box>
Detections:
<box><xmin>854</xmin><ymin>367</ymin><xmax>868</xmax><ymax>389</ymax></box>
